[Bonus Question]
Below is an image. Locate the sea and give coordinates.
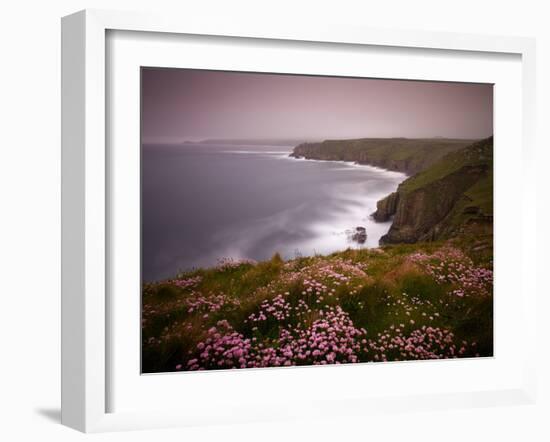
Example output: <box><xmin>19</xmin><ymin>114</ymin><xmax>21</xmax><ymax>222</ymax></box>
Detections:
<box><xmin>142</xmin><ymin>143</ymin><xmax>406</xmax><ymax>281</ymax></box>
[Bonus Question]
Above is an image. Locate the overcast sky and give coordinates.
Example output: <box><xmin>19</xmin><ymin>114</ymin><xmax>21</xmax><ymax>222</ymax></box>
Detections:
<box><xmin>141</xmin><ymin>68</ymin><xmax>493</xmax><ymax>144</ymax></box>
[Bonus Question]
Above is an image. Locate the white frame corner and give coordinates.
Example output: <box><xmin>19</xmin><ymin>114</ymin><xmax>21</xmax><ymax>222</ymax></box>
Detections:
<box><xmin>61</xmin><ymin>9</ymin><xmax>537</xmax><ymax>433</ymax></box>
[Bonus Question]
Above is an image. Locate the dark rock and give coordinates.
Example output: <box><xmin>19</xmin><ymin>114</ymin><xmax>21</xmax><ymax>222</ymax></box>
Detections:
<box><xmin>350</xmin><ymin>226</ymin><xmax>367</xmax><ymax>244</ymax></box>
<box><xmin>372</xmin><ymin>192</ymin><xmax>399</xmax><ymax>222</ymax></box>
<box><xmin>379</xmin><ymin>137</ymin><xmax>493</xmax><ymax>244</ymax></box>
<box><xmin>381</xmin><ymin>164</ymin><xmax>488</xmax><ymax>244</ymax></box>
<box><xmin>463</xmin><ymin>206</ymin><xmax>480</xmax><ymax>215</ymax></box>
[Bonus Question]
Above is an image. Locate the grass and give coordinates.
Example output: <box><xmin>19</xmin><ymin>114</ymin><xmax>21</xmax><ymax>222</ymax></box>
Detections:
<box><xmin>398</xmin><ymin>137</ymin><xmax>493</xmax><ymax>194</ymax></box>
<box><xmin>464</xmin><ymin>171</ymin><xmax>493</xmax><ymax>215</ymax></box>
<box><xmin>142</xmin><ymin>241</ymin><xmax>493</xmax><ymax>373</ymax></box>
<box><xmin>292</xmin><ymin>138</ymin><xmax>478</xmax><ymax>175</ymax></box>
<box><xmin>376</xmin><ymin>137</ymin><xmax>493</xmax><ymax>244</ymax></box>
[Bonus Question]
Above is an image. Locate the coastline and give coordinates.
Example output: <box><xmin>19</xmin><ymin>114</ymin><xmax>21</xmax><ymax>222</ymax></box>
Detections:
<box><xmin>288</xmin><ymin>150</ymin><xmax>408</xmax><ymax>231</ymax></box>
<box><xmin>288</xmin><ymin>152</ymin><xmax>409</xmax><ymax>179</ymax></box>
<box><xmin>143</xmin><ymin>143</ymin><xmax>405</xmax><ymax>281</ymax></box>
<box><xmin>289</xmin><ymin>137</ymin><xmax>493</xmax><ymax>245</ymax></box>
<box><xmin>290</xmin><ymin>138</ymin><xmax>477</xmax><ymax>175</ymax></box>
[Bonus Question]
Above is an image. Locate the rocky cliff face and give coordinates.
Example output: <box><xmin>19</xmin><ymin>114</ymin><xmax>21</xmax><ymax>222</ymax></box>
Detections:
<box><xmin>291</xmin><ymin>136</ymin><xmax>493</xmax><ymax>245</ymax></box>
<box><xmin>372</xmin><ymin>192</ymin><xmax>400</xmax><ymax>222</ymax></box>
<box><xmin>379</xmin><ymin>165</ymin><xmax>489</xmax><ymax>243</ymax></box>
<box><xmin>373</xmin><ymin>137</ymin><xmax>493</xmax><ymax>244</ymax></box>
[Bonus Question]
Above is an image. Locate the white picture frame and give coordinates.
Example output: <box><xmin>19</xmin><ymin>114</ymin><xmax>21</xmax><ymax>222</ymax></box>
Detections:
<box><xmin>61</xmin><ymin>9</ymin><xmax>537</xmax><ymax>433</ymax></box>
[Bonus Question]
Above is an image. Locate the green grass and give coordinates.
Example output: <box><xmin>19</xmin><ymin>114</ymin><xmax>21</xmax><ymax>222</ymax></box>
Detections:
<box><xmin>142</xmin><ymin>242</ymin><xmax>493</xmax><ymax>373</ymax></box>
<box><xmin>464</xmin><ymin>171</ymin><xmax>493</xmax><ymax>215</ymax></box>
<box><xmin>292</xmin><ymin>138</ymin><xmax>478</xmax><ymax>175</ymax></box>
<box><xmin>375</xmin><ymin>137</ymin><xmax>493</xmax><ymax>244</ymax></box>
<box><xmin>398</xmin><ymin>137</ymin><xmax>493</xmax><ymax>194</ymax></box>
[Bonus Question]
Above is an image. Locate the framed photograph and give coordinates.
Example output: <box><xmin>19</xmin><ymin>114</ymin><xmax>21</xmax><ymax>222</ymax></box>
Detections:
<box><xmin>61</xmin><ymin>9</ymin><xmax>537</xmax><ymax>432</ymax></box>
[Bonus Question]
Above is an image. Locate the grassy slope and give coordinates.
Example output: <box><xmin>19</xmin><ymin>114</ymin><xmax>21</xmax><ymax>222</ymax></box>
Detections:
<box><xmin>401</xmin><ymin>137</ymin><xmax>493</xmax><ymax>237</ymax></box>
<box><xmin>142</xmin><ymin>243</ymin><xmax>493</xmax><ymax>373</ymax></box>
<box><xmin>399</xmin><ymin>137</ymin><xmax>493</xmax><ymax>200</ymax></box>
<box><xmin>292</xmin><ymin>138</ymin><xmax>478</xmax><ymax>175</ymax></box>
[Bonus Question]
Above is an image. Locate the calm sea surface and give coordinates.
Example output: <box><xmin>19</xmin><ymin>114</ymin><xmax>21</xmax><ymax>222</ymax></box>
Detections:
<box><xmin>142</xmin><ymin>143</ymin><xmax>406</xmax><ymax>281</ymax></box>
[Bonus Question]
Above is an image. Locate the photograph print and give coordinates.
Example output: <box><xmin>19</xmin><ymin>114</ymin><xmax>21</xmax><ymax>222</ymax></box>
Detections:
<box><xmin>141</xmin><ymin>68</ymin><xmax>494</xmax><ymax>373</ymax></box>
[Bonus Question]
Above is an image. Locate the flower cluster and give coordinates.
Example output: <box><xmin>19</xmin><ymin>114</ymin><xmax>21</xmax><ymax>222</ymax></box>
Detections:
<box><xmin>247</xmin><ymin>294</ymin><xmax>291</xmax><ymax>323</ymax></box>
<box><xmin>409</xmin><ymin>248</ymin><xmax>493</xmax><ymax>297</ymax></box>
<box><xmin>186</xmin><ymin>320</ymin><xmax>253</xmax><ymax>370</ymax></box>
<box><xmin>142</xmin><ymin>248</ymin><xmax>492</xmax><ymax>373</ymax></box>
<box><xmin>382</xmin><ymin>291</ymin><xmax>441</xmax><ymax>322</ymax></box>
<box><xmin>367</xmin><ymin>325</ymin><xmax>477</xmax><ymax>361</ymax></box>
<box><xmin>172</xmin><ymin>275</ymin><xmax>202</xmax><ymax>290</ymax></box>
<box><xmin>274</xmin><ymin>306</ymin><xmax>367</xmax><ymax>366</ymax></box>
<box><xmin>184</xmin><ymin>306</ymin><xmax>367</xmax><ymax>370</ymax></box>
<box><xmin>185</xmin><ymin>292</ymin><xmax>240</xmax><ymax>316</ymax></box>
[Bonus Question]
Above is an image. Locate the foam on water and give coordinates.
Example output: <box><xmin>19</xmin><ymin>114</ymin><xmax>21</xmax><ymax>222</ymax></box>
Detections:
<box><xmin>142</xmin><ymin>143</ymin><xmax>406</xmax><ymax>280</ymax></box>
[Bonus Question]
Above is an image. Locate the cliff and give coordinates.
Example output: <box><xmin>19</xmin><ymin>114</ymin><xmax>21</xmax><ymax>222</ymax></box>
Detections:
<box><xmin>372</xmin><ymin>192</ymin><xmax>400</xmax><ymax>222</ymax></box>
<box><xmin>374</xmin><ymin>137</ymin><xmax>493</xmax><ymax>244</ymax></box>
<box><xmin>291</xmin><ymin>138</ymin><xmax>477</xmax><ymax>175</ymax></box>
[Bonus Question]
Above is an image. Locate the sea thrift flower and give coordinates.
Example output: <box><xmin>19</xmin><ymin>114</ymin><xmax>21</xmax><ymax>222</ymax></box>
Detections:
<box><xmin>408</xmin><ymin>247</ymin><xmax>493</xmax><ymax>298</ymax></box>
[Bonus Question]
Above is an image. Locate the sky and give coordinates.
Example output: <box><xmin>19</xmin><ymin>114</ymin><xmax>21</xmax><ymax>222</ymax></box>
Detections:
<box><xmin>141</xmin><ymin>68</ymin><xmax>493</xmax><ymax>144</ymax></box>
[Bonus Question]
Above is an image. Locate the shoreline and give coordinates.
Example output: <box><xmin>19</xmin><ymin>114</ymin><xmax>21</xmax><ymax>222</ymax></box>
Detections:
<box><xmin>288</xmin><ymin>152</ymin><xmax>409</xmax><ymax>179</ymax></box>
<box><xmin>287</xmin><ymin>152</ymin><xmax>408</xmax><ymax>233</ymax></box>
<box><xmin>143</xmin><ymin>148</ymin><xmax>406</xmax><ymax>283</ymax></box>
<box><xmin>289</xmin><ymin>138</ymin><xmax>478</xmax><ymax>176</ymax></box>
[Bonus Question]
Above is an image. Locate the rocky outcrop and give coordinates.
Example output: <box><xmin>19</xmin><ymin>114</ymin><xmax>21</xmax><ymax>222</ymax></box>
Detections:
<box><xmin>351</xmin><ymin>226</ymin><xmax>367</xmax><ymax>244</ymax></box>
<box><xmin>380</xmin><ymin>164</ymin><xmax>489</xmax><ymax>243</ymax></box>
<box><xmin>292</xmin><ymin>136</ymin><xmax>493</xmax><ymax>245</ymax></box>
<box><xmin>372</xmin><ymin>192</ymin><xmax>400</xmax><ymax>222</ymax></box>
<box><xmin>376</xmin><ymin>137</ymin><xmax>493</xmax><ymax>244</ymax></box>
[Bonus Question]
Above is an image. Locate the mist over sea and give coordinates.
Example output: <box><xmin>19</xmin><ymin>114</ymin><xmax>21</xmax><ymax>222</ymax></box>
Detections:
<box><xmin>142</xmin><ymin>143</ymin><xmax>406</xmax><ymax>281</ymax></box>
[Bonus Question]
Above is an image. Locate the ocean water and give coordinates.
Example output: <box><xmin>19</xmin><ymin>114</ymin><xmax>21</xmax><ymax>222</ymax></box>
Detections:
<box><xmin>142</xmin><ymin>143</ymin><xmax>406</xmax><ymax>281</ymax></box>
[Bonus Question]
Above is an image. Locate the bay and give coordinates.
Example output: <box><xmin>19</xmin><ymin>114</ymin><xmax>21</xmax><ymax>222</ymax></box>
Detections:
<box><xmin>142</xmin><ymin>143</ymin><xmax>406</xmax><ymax>281</ymax></box>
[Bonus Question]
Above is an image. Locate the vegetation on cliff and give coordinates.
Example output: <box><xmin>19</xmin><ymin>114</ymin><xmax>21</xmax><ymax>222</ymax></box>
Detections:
<box><xmin>291</xmin><ymin>136</ymin><xmax>493</xmax><ymax>245</ymax></box>
<box><xmin>143</xmin><ymin>243</ymin><xmax>493</xmax><ymax>373</ymax></box>
<box><xmin>374</xmin><ymin>137</ymin><xmax>493</xmax><ymax>244</ymax></box>
<box><xmin>291</xmin><ymin>138</ymin><xmax>477</xmax><ymax>175</ymax></box>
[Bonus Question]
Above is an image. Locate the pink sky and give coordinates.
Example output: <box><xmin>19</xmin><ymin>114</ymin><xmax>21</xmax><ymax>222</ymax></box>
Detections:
<box><xmin>141</xmin><ymin>68</ymin><xmax>493</xmax><ymax>143</ymax></box>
